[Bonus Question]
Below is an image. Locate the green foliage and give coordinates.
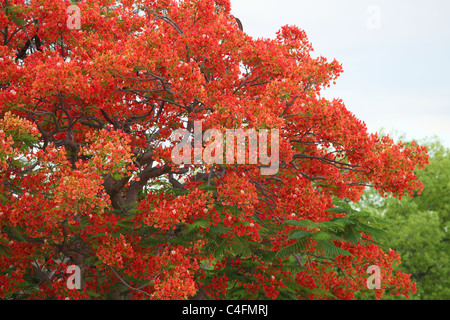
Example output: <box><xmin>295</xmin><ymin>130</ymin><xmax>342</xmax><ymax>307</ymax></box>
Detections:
<box><xmin>278</xmin><ymin>201</ymin><xmax>387</xmax><ymax>259</ymax></box>
<box><xmin>356</xmin><ymin>136</ymin><xmax>450</xmax><ymax>300</ymax></box>
<box><xmin>4</xmin><ymin>6</ymin><xmax>30</xmax><ymax>27</ymax></box>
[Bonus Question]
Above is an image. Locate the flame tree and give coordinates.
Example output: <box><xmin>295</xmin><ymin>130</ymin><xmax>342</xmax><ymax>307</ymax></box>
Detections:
<box><xmin>0</xmin><ymin>0</ymin><xmax>428</xmax><ymax>300</ymax></box>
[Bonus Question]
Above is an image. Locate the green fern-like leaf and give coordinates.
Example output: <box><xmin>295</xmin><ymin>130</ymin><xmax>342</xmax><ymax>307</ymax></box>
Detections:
<box><xmin>229</xmin><ymin>236</ymin><xmax>252</xmax><ymax>257</ymax></box>
<box><xmin>316</xmin><ymin>240</ymin><xmax>352</xmax><ymax>257</ymax></box>
<box><xmin>276</xmin><ymin>239</ymin><xmax>309</xmax><ymax>258</ymax></box>
<box><xmin>288</xmin><ymin>229</ymin><xmax>311</xmax><ymax>240</ymax></box>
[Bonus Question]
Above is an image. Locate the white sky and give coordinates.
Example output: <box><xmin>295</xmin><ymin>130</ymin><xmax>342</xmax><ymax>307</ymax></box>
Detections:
<box><xmin>231</xmin><ymin>0</ymin><xmax>450</xmax><ymax>148</ymax></box>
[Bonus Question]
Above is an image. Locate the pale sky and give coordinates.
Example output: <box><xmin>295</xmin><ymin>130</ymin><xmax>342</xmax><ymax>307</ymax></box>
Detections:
<box><xmin>231</xmin><ymin>0</ymin><xmax>450</xmax><ymax>148</ymax></box>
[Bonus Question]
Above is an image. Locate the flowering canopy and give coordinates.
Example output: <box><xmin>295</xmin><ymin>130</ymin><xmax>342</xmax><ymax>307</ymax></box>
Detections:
<box><xmin>0</xmin><ymin>0</ymin><xmax>428</xmax><ymax>300</ymax></box>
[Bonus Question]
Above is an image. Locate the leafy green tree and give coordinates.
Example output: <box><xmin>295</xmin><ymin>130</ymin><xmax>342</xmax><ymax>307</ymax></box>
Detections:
<box><xmin>357</xmin><ymin>137</ymin><xmax>450</xmax><ymax>299</ymax></box>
